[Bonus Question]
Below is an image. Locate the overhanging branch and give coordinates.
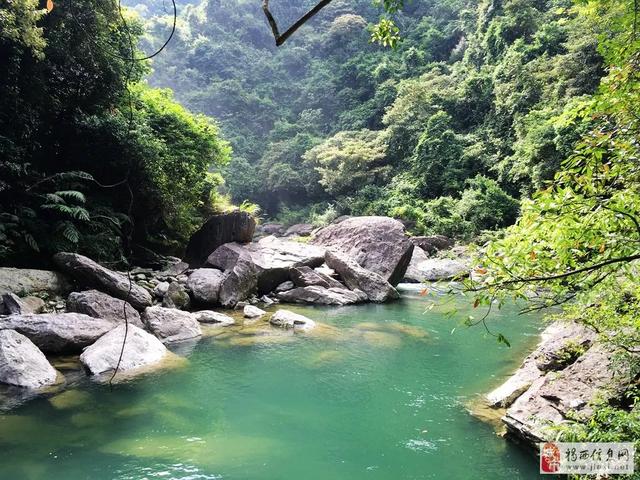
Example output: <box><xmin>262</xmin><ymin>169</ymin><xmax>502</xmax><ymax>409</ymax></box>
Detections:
<box><xmin>262</xmin><ymin>0</ymin><xmax>335</xmax><ymax>46</ymax></box>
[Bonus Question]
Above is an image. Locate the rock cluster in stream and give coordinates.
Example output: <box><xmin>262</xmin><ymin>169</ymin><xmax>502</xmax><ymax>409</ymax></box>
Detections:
<box><xmin>0</xmin><ymin>214</ymin><xmax>463</xmax><ymax>407</ymax></box>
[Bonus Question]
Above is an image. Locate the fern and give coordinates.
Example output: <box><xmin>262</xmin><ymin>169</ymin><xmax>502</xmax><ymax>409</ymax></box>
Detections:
<box><xmin>56</xmin><ymin>190</ymin><xmax>86</xmax><ymax>204</ymax></box>
<box><xmin>58</xmin><ymin>221</ymin><xmax>79</xmax><ymax>243</ymax></box>
<box><xmin>23</xmin><ymin>233</ymin><xmax>39</xmax><ymax>252</ymax></box>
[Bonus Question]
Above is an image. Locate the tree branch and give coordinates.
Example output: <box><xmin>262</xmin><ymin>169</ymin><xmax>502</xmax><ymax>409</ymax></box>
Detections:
<box><xmin>262</xmin><ymin>0</ymin><xmax>335</xmax><ymax>46</ymax></box>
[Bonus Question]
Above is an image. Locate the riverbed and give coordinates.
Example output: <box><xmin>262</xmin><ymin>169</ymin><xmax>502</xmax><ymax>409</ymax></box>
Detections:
<box><xmin>0</xmin><ymin>287</ymin><xmax>542</xmax><ymax>479</ymax></box>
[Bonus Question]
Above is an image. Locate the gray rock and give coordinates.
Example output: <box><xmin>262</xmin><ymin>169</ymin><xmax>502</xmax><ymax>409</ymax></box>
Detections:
<box><xmin>162</xmin><ymin>282</ymin><xmax>191</xmax><ymax>310</ymax></box>
<box><xmin>487</xmin><ymin>322</ymin><xmax>596</xmax><ymax>408</ymax></box>
<box><xmin>410</xmin><ymin>257</ymin><xmax>469</xmax><ymax>281</ymax></box>
<box><xmin>259</xmin><ymin>295</ymin><xmax>275</xmax><ymax>306</ymax></box>
<box><xmin>0</xmin><ymin>330</ymin><xmax>58</xmax><ymax>388</ymax></box>
<box><xmin>324</xmin><ymin>250</ymin><xmax>399</xmax><ymax>303</ymax></box>
<box><xmin>243</xmin><ymin>305</ymin><xmax>266</xmax><ymax>319</ymax></box>
<box><xmin>410</xmin><ymin>235</ymin><xmax>454</xmax><ymax>255</ymax></box>
<box><xmin>312</xmin><ymin>216</ymin><xmax>413</xmax><ymax>286</ymax></box>
<box><xmin>504</xmin><ymin>344</ymin><xmax>633</xmax><ymax>445</ymax></box>
<box><xmin>187</xmin><ymin>269</ymin><xmax>224</xmax><ymax>305</ymax></box>
<box><xmin>1</xmin><ymin>293</ymin><xmax>45</xmax><ymax>314</ymax></box>
<box><xmin>275</xmin><ymin>281</ymin><xmax>295</xmax><ymax>293</ymax></box>
<box><xmin>402</xmin><ymin>247</ymin><xmax>431</xmax><ymax>283</ymax></box>
<box><xmin>289</xmin><ymin>266</ymin><xmax>344</xmax><ymax>289</ymax></box>
<box><xmin>153</xmin><ymin>281</ymin><xmax>170</xmax><ymax>297</ymax></box>
<box><xmin>269</xmin><ymin>310</ymin><xmax>316</xmax><ymax>331</ymax></box>
<box><xmin>79</xmin><ymin>325</ymin><xmax>168</xmax><ymax>376</ymax></box>
<box><xmin>142</xmin><ymin>306</ymin><xmax>202</xmax><ymax>344</ymax></box>
<box><xmin>52</xmin><ymin>253</ymin><xmax>152</xmax><ymax>310</ymax></box>
<box><xmin>284</xmin><ymin>223</ymin><xmax>314</xmax><ymax>237</ymax></box>
<box><xmin>259</xmin><ymin>223</ymin><xmax>286</xmax><ymax>236</ymax></box>
<box><xmin>0</xmin><ymin>313</ymin><xmax>115</xmax><ymax>353</ymax></box>
<box><xmin>185</xmin><ymin>211</ymin><xmax>256</xmax><ymax>266</ymax></box>
<box><xmin>218</xmin><ymin>255</ymin><xmax>259</xmax><ymax>308</ymax></box>
<box><xmin>161</xmin><ymin>261</ymin><xmax>189</xmax><ymax>277</ymax></box>
<box><xmin>0</xmin><ymin>267</ymin><xmax>72</xmax><ymax>297</ymax></box>
<box><xmin>193</xmin><ymin>310</ymin><xmax>235</xmax><ymax>325</ymax></box>
<box><xmin>208</xmin><ymin>236</ymin><xmax>325</xmax><ymax>294</ymax></box>
<box><xmin>66</xmin><ymin>290</ymin><xmax>144</xmax><ymax>328</ymax></box>
<box><xmin>278</xmin><ymin>286</ymin><xmax>365</xmax><ymax>305</ymax></box>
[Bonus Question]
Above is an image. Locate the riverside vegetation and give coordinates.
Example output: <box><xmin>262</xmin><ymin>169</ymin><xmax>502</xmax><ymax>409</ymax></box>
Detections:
<box><xmin>1</xmin><ymin>0</ymin><xmax>639</xmax><ymax>477</ymax></box>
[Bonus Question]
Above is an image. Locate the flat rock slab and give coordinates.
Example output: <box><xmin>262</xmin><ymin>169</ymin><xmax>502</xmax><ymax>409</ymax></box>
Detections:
<box><xmin>66</xmin><ymin>290</ymin><xmax>144</xmax><ymax>328</ymax></box>
<box><xmin>1</xmin><ymin>313</ymin><xmax>116</xmax><ymax>353</ymax></box>
<box><xmin>0</xmin><ymin>330</ymin><xmax>58</xmax><ymax>388</ymax></box>
<box><xmin>409</xmin><ymin>257</ymin><xmax>469</xmax><ymax>281</ymax></box>
<box><xmin>142</xmin><ymin>307</ymin><xmax>202</xmax><ymax>344</ymax></box>
<box><xmin>312</xmin><ymin>216</ymin><xmax>413</xmax><ymax>286</ymax></box>
<box><xmin>277</xmin><ymin>286</ymin><xmax>366</xmax><ymax>306</ymax></box>
<box><xmin>80</xmin><ymin>325</ymin><xmax>168</xmax><ymax>376</ymax></box>
<box><xmin>193</xmin><ymin>311</ymin><xmax>235</xmax><ymax>325</ymax></box>
<box><xmin>53</xmin><ymin>253</ymin><xmax>152</xmax><ymax>310</ymax></box>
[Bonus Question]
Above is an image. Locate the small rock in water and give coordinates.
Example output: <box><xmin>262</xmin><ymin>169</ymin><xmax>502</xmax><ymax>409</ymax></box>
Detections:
<box><xmin>193</xmin><ymin>310</ymin><xmax>235</xmax><ymax>326</ymax></box>
<box><xmin>243</xmin><ymin>305</ymin><xmax>266</xmax><ymax>319</ymax></box>
<box><xmin>260</xmin><ymin>295</ymin><xmax>275</xmax><ymax>306</ymax></box>
<box><xmin>269</xmin><ymin>310</ymin><xmax>316</xmax><ymax>331</ymax></box>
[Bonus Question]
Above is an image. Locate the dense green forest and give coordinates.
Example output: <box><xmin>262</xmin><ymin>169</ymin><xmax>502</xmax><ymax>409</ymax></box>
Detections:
<box><xmin>139</xmin><ymin>0</ymin><xmax>604</xmax><ymax>238</ymax></box>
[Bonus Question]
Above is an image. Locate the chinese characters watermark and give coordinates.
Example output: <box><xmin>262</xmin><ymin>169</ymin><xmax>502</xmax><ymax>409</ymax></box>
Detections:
<box><xmin>540</xmin><ymin>442</ymin><xmax>635</xmax><ymax>474</ymax></box>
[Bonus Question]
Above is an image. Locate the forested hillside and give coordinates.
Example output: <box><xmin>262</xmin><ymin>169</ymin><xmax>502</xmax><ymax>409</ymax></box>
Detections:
<box><xmin>140</xmin><ymin>0</ymin><xmax>604</xmax><ymax>238</ymax></box>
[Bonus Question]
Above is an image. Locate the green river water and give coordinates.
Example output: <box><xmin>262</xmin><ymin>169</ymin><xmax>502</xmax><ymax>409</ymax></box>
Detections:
<box><xmin>0</xmin><ymin>287</ymin><xmax>543</xmax><ymax>480</ymax></box>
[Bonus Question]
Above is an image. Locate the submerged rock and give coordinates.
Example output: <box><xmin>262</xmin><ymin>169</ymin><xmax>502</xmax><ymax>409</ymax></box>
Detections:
<box><xmin>52</xmin><ymin>253</ymin><xmax>152</xmax><ymax>310</ymax></box>
<box><xmin>277</xmin><ymin>286</ymin><xmax>365</xmax><ymax>306</ymax></box>
<box><xmin>66</xmin><ymin>290</ymin><xmax>144</xmax><ymax>328</ymax></box>
<box><xmin>324</xmin><ymin>250</ymin><xmax>398</xmax><ymax>303</ymax></box>
<box><xmin>312</xmin><ymin>216</ymin><xmax>413</xmax><ymax>286</ymax></box>
<box><xmin>0</xmin><ymin>267</ymin><xmax>72</xmax><ymax>297</ymax></box>
<box><xmin>193</xmin><ymin>310</ymin><xmax>235</xmax><ymax>326</ymax></box>
<box><xmin>186</xmin><ymin>269</ymin><xmax>224</xmax><ymax>305</ymax></box>
<box><xmin>269</xmin><ymin>310</ymin><xmax>316</xmax><ymax>331</ymax></box>
<box><xmin>0</xmin><ymin>330</ymin><xmax>58</xmax><ymax>388</ymax></box>
<box><xmin>142</xmin><ymin>306</ymin><xmax>202</xmax><ymax>344</ymax></box>
<box><xmin>79</xmin><ymin>325</ymin><xmax>168</xmax><ymax>376</ymax></box>
<box><xmin>1</xmin><ymin>313</ymin><xmax>115</xmax><ymax>353</ymax></box>
<box><xmin>185</xmin><ymin>211</ymin><xmax>256</xmax><ymax>267</ymax></box>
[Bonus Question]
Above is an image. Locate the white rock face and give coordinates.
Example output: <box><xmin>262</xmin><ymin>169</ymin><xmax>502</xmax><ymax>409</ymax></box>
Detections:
<box><xmin>187</xmin><ymin>268</ymin><xmax>224</xmax><ymax>305</ymax></box>
<box><xmin>243</xmin><ymin>305</ymin><xmax>266</xmax><ymax>319</ymax></box>
<box><xmin>66</xmin><ymin>290</ymin><xmax>144</xmax><ymax>328</ymax></box>
<box><xmin>80</xmin><ymin>325</ymin><xmax>168</xmax><ymax>375</ymax></box>
<box><xmin>269</xmin><ymin>310</ymin><xmax>316</xmax><ymax>331</ymax></box>
<box><xmin>0</xmin><ymin>330</ymin><xmax>58</xmax><ymax>388</ymax></box>
<box><xmin>142</xmin><ymin>306</ymin><xmax>202</xmax><ymax>344</ymax></box>
<box><xmin>193</xmin><ymin>310</ymin><xmax>235</xmax><ymax>325</ymax></box>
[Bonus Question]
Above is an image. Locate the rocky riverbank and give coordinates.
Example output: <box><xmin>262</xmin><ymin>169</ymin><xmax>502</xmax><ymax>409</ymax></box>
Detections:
<box><xmin>476</xmin><ymin>321</ymin><xmax>637</xmax><ymax>449</ymax></box>
<box><xmin>0</xmin><ymin>214</ymin><xmax>469</xmax><ymax>408</ymax></box>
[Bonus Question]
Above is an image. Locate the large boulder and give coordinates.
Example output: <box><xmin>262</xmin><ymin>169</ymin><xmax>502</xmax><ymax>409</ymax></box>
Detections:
<box><xmin>0</xmin><ymin>330</ymin><xmax>58</xmax><ymax>388</ymax></box>
<box><xmin>503</xmin><ymin>345</ymin><xmax>633</xmax><ymax>445</ymax></box>
<box><xmin>187</xmin><ymin>268</ymin><xmax>225</xmax><ymax>305</ymax></box>
<box><xmin>270</xmin><ymin>310</ymin><xmax>316</xmax><ymax>331</ymax></box>
<box><xmin>184</xmin><ymin>211</ymin><xmax>256</xmax><ymax>266</ymax></box>
<box><xmin>312</xmin><ymin>216</ymin><xmax>413</xmax><ymax>286</ymax></box>
<box><xmin>208</xmin><ymin>236</ymin><xmax>325</xmax><ymax>294</ymax></box>
<box><xmin>142</xmin><ymin>306</ymin><xmax>202</xmax><ymax>344</ymax></box>
<box><xmin>0</xmin><ymin>313</ymin><xmax>115</xmax><ymax>353</ymax></box>
<box><xmin>324</xmin><ymin>250</ymin><xmax>399</xmax><ymax>303</ymax></box>
<box><xmin>277</xmin><ymin>286</ymin><xmax>366</xmax><ymax>306</ymax></box>
<box><xmin>66</xmin><ymin>290</ymin><xmax>144</xmax><ymax>328</ymax></box>
<box><xmin>79</xmin><ymin>325</ymin><xmax>168</xmax><ymax>376</ymax></box>
<box><xmin>289</xmin><ymin>266</ymin><xmax>344</xmax><ymax>289</ymax></box>
<box><xmin>162</xmin><ymin>282</ymin><xmax>191</xmax><ymax>310</ymax></box>
<box><xmin>0</xmin><ymin>268</ymin><xmax>71</xmax><ymax>297</ymax></box>
<box><xmin>218</xmin><ymin>255</ymin><xmax>259</xmax><ymax>308</ymax></box>
<box><xmin>52</xmin><ymin>253</ymin><xmax>152</xmax><ymax>310</ymax></box>
<box><xmin>410</xmin><ymin>235</ymin><xmax>454</xmax><ymax>255</ymax></box>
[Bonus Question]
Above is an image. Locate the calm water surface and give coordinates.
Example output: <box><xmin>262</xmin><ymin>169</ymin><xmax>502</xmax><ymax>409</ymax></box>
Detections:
<box><xmin>0</xmin><ymin>287</ymin><xmax>543</xmax><ymax>479</ymax></box>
